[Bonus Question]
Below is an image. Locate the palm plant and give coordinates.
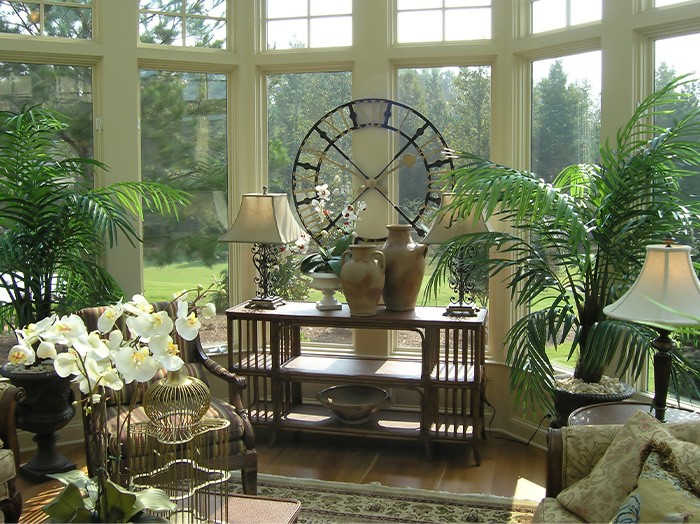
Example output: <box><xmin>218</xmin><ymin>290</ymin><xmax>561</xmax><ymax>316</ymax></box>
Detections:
<box><xmin>427</xmin><ymin>76</ymin><xmax>700</xmax><ymax>415</ymax></box>
<box><xmin>0</xmin><ymin>105</ymin><xmax>189</xmax><ymax>332</ymax></box>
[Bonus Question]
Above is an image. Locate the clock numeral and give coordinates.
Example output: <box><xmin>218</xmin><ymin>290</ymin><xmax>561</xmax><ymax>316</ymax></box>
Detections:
<box><xmin>317</xmin><ymin>110</ymin><xmax>353</xmax><ymax>139</ymax></box>
<box><xmin>416</xmin><ymin>133</ymin><xmax>445</xmax><ymax>162</ymax></box>
<box><xmin>353</xmin><ymin>100</ymin><xmax>392</xmax><ymax>128</ymax></box>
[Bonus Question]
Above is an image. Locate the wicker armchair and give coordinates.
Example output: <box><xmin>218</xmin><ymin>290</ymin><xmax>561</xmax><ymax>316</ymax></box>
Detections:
<box><xmin>78</xmin><ymin>302</ymin><xmax>257</xmax><ymax>495</ymax></box>
<box><xmin>0</xmin><ymin>382</ymin><xmax>23</xmax><ymax>523</ymax></box>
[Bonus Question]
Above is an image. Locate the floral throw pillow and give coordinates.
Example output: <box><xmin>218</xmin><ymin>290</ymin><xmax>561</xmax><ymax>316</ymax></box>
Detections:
<box><xmin>557</xmin><ymin>410</ymin><xmax>673</xmax><ymax>523</ymax></box>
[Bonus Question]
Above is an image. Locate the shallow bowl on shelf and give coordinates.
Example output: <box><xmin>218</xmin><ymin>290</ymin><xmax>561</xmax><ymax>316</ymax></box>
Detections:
<box><xmin>317</xmin><ymin>385</ymin><xmax>390</xmax><ymax>424</ymax></box>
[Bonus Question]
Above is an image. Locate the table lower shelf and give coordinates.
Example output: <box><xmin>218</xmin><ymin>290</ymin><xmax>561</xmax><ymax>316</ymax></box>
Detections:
<box><xmin>248</xmin><ymin>403</ymin><xmax>479</xmax><ymax>442</ymax></box>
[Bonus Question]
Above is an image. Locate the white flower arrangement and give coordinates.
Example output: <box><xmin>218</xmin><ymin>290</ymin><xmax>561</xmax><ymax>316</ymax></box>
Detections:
<box><xmin>7</xmin><ymin>287</ymin><xmax>217</xmax><ymax>402</ymax></box>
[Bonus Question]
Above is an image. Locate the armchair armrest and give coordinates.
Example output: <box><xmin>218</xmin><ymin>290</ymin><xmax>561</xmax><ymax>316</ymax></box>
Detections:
<box><xmin>546</xmin><ymin>428</ymin><xmax>563</xmax><ymax>497</ymax></box>
<box><xmin>0</xmin><ymin>383</ymin><xmax>24</xmax><ymax>471</ymax></box>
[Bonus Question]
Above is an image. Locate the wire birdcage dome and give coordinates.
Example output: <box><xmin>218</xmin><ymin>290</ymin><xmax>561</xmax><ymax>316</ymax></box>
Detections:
<box><xmin>143</xmin><ymin>367</ymin><xmax>211</xmax><ymax>444</ymax></box>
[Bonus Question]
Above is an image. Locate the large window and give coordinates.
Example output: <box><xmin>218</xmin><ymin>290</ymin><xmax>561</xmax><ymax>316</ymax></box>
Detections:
<box><xmin>653</xmin><ymin>32</ymin><xmax>700</xmax><ymax>399</ymax></box>
<box><xmin>140</xmin><ymin>70</ymin><xmax>228</xmax><ymax>348</ymax></box>
<box><xmin>267</xmin><ymin>71</ymin><xmax>352</xmax><ymax>345</ymax></box>
<box><xmin>266</xmin><ymin>0</ymin><xmax>352</xmax><ymax>50</ymax></box>
<box><xmin>0</xmin><ymin>0</ymin><xmax>92</xmax><ymax>38</ymax></box>
<box><xmin>396</xmin><ymin>0</ymin><xmax>491</xmax><ymax>43</ymax></box>
<box><xmin>0</xmin><ymin>63</ymin><xmax>93</xmax><ymax>157</ymax></box>
<box><xmin>139</xmin><ymin>0</ymin><xmax>226</xmax><ymax>48</ymax></box>
<box><xmin>531</xmin><ymin>51</ymin><xmax>601</xmax><ymax>182</ymax></box>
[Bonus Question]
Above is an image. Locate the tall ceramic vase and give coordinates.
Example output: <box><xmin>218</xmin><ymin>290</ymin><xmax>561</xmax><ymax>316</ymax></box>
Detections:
<box><xmin>380</xmin><ymin>224</ymin><xmax>428</xmax><ymax>311</ymax></box>
<box><xmin>340</xmin><ymin>245</ymin><xmax>385</xmax><ymax>316</ymax></box>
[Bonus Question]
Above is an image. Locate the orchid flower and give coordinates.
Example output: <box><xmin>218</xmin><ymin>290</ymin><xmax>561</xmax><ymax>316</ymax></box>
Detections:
<box><xmin>112</xmin><ymin>343</ymin><xmax>160</xmax><ymax>384</ymax></box>
<box><xmin>149</xmin><ymin>335</ymin><xmax>184</xmax><ymax>371</ymax></box>
<box><xmin>175</xmin><ymin>300</ymin><xmax>200</xmax><ymax>341</ymax></box>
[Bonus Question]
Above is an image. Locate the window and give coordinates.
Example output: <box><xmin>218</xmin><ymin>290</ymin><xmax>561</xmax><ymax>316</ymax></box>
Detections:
<box><xmin>0</xmin><ymin>63</ymin><xmax>93</xmax><ymax>157</ymax></box>
<box><xmin>140</xmin><ymin>70</ymin><xmax>228</xmax><ymax>348</ymax></box>
<box><xmin>267</xmin><ymin>71</ymin><xmax>352</xmax><ymax>345</ymax></box>
<box><xmin>531</xmin><ymin>0</ymin><xmax>601</xmax><ymax>34</ymax></box>
<box><xmin>396</xmin><ymin>0</ymin><xmax>491</xmax><ymax>43</ymax></box>
<box><xmin>0</xmin><ymin>0</ymin><xmax>92</xmax><ymax>38</ymax></box>
<box><xmin>530</xmin><ymin>51</ymin><xmax>601</xmax><ymax>369</ymax></box>
<box><xmin>266</xmin><ymin>0</ymin><xmax>352</xmax><ymax>50</ymax></box>
<box><xmin>653</xmin><ymin>33</ymin><xmax>700</xmax><ymax>400</ymax></box>
<box><xmin>397</xmin><ymin>65</ymin><xmax>491</xmax><ymax>351</ymax></box>
<box><xmin>531</xmin><ymin>51</ymin><xmax>601</xmax><ymax>183</ymax></box>
<box><xmin>139</xmin><ymin>0</ymin><xmax>226</xmax><ymax>48</ymax></box>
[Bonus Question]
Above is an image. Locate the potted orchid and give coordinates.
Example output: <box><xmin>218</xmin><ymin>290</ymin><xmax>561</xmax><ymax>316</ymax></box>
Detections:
<box><xmin>7</xmin><ymin>284</ymin><xmax>218</xmax><ymax>522</ymax></box>
<box><xmin>286</xmin><ymin>184</ymin><xmax>366</xmax><ymax>276</ymax></box>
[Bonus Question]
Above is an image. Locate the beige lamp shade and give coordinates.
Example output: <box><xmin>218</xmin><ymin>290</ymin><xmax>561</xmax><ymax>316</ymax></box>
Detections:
<box><xmin>422</xmin><ymin>192</ymin><xmax>488</xmax><ymax>244</ymax></box>
<box><xmin>220</xmin><ymin>189</ymin><xmax>303</xmax><ymax>245</ymax></box>
<box><xmin>603</xmin><ymin>243</ymin><xmax>700</xmax><ymax>327</ymax></box>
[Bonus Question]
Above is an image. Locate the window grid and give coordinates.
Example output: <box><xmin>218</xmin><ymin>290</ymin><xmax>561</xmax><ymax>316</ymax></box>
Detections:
<box><xmin>395</xmin><ymin>0</ymin><xmax>492</xmax><ymax>43</ymax></box>
<box><xmin>0</xmin><ymin>0</ymin><xmax>92</xmax><ymax>38</ymax></box>
<box><xmin>139</xmin><ymin>0</ymin><xmax>227</xmax><ymax>48</ymax></box>
<box><xmin>265</xmin><ymin>0</ymin><xmax>352</xmax><ymax>50</ymax></box>
<box><xmin>530</xmin><ymin>0</ymin><xmax>602</xmax><ymax>35</ymax></box>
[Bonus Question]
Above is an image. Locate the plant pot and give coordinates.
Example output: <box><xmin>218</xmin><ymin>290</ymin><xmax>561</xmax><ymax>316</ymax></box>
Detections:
<box><xmin>304</xmin><ymin>271</ymin><xmax>343</xmax><ymax>310</ymax></box>
<box><xmin>0</xmin><ymin>362</ymin><xmax>76</xmax><ymax>481</ymax></box>
<box><xmin>551</xmin><ymin>379</ymin><xmax>635</xmax><ymax>427</ymax></box>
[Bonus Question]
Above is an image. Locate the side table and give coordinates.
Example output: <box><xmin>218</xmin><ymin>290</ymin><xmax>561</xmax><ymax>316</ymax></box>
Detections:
<box><xmin>568</xmin><ymin>401</ymin><xmax>700</xmax><ymax>425</ymax></box>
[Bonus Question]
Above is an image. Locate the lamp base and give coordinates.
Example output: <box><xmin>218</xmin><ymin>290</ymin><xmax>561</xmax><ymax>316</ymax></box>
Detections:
<box><xmin>444</xmin><ymin>303</ymin><xmax>479</xmax><ymax>317</ymax></box>
<box><xmin>246</xmin><ymin>296</ymin><xmax>286</xmax><ymax>310</ymax></box>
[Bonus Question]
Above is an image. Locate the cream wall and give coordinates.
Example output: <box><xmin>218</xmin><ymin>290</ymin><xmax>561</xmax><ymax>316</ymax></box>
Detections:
<box><xmin>3</xmin><ymin>0</ymin><xmax>700</xmax><ymax>450</ymax></box>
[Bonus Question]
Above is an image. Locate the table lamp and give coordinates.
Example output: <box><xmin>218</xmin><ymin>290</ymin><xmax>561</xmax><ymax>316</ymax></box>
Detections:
<box><xmin>220</xmin><ymin>186</ymin><xmax>303</xmax><ymax>309</ymax></box>
<box><xmin>603</xmin><ymin>240</ymin><xmax>700</xmax><ymax>422</ymax></box>
<box><xmin>421</xmin><ymin>192</ymin><xmax>488</xmax><ymax>316</ymax></box>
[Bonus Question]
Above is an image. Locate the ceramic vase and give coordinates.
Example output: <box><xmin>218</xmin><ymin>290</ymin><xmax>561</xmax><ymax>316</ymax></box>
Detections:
<box><xmin>380</xmin><ymin>224</ymin><xmax>428</xmax><ymax>311</ymax></box>
<box><xmin>304</xmin><ymin>271</ymin><xmax>343</xmax><ymax>310</ymax></box>
<box><xmin>340</xmin><ymin>245</ymin><xmax>385</xmax><ymax>316</ymax></box>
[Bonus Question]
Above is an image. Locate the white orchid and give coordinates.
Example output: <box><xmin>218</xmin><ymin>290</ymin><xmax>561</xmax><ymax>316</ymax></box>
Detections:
<box><xmin>12</xmin><ymin>284</ymin><xmax>219</xmax><ymax>407</ymax></box>
<box><xmin>8</xmin><ymin>340</ymin><xmax>35</xmax><ymax>366</ymax></box>
<box><xmin>201</xmin><ymin>303</ymin><xmax>216</xmax><ymax>320</ymax></box>
<box><xmin>175</xmin><ymin>300</ymin><xmax>200</xmax><ymax>341</ymax></box>
<box><xmin>126</xmin><ymin>310</ymin><xmax>173</xmax><ymax>341</ymax></box>
<box><xmin>97</xmin><ymin>301</ymin><xmax>124</xmax><ymax>333</ymax></box>
<box><xmin>113</xmin><ymin>343</ymin><xmax>160</xmax><ymax>384</ymax></box>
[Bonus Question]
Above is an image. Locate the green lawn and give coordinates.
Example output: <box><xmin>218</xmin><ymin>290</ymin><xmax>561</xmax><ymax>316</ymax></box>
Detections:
<box><xmin>143</xmin><ymin>261</ymin><xmax>227</xmax><ymax>302</ymax></box>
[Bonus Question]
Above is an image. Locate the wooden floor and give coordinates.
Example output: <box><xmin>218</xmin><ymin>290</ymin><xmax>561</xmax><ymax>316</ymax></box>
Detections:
<box><xmin>16</xmin><ymin>429</ymin><xmax>547</xmax><ymax>523</ymax></box>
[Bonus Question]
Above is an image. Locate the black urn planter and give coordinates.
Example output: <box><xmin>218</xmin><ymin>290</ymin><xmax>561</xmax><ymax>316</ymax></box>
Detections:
<box><xmin>551</xmin><ymin>381</ymin><xmax>635</xmax><ymax>427</ymax></box>
<box><xmin>0</xmin><ymin>362</ymin><xmax>76</xmax><ymax>482</ymax></box>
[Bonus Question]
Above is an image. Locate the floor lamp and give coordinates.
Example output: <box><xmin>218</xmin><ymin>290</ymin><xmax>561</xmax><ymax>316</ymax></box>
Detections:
<box><xmin>220</xmin><ymin>187</ymin><xmax>303</xmax><ymax>309</ymax></box>
<box><xmin>421</xmin><ymin>192</ymin><xmax>488</xmax><ymax>316</ymax></box>
<box><xmin>603</xmin><ymin>241</ymin><xmax>700</xmax><ymax>422</ymax></box>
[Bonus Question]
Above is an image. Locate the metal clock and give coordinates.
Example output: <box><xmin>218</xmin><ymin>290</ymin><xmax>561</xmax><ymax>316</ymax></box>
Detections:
<box><xmin>291</xmin><ymin>98</ymin><xmax>454</xmax><ymax>243</ymax></box>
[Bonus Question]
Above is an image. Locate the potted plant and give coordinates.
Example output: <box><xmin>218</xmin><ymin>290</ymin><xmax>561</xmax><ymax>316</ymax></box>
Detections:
<box><xmin>426</xmin><ymin>76</ymin><xmax>700</xmax><ymax>422</ymax></box>
<box><xmin>282</xmin><ymin>184</ymin><xmax>365</xmax><ymax>310</ymax></box>
<box><xmin>0</xmin><ymin>104</ymin><xmax>189</xmax><ymax>478</ymax></box>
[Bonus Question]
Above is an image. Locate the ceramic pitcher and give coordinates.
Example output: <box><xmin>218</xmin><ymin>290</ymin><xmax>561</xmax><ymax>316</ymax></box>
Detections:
<box><xmin>340</xmin><ymin>245</ymin><xmax>385</xmax><ymax>316</ymax></box>
<box><xmin>380</xmin><ymin>224</ymin><xmax>428</xmax><ymax>311</ymax></box>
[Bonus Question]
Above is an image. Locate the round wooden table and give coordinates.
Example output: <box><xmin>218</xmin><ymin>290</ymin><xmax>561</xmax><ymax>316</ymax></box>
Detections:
<box><xmin>568</xmin><ymin>401</ymin><xmax>700</xmax><ymax>425</ymax></box>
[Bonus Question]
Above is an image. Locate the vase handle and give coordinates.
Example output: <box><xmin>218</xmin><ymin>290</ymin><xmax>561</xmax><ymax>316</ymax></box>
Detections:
<box><xmin>374</xmin><ymin>250</ymin><xmax>385</xmax><ymax>271</ymax></box>
<box><xmin>341</xmin><ymin>249</ymin><xmax>352</xmax><ymax>267</ymax></box>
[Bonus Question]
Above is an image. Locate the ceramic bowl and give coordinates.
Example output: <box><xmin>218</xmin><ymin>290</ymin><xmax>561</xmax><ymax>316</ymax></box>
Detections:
<box><xmin>317</xmin><ymin>385</ymin><xmax>390</xmax><ymax>424</ymax></box>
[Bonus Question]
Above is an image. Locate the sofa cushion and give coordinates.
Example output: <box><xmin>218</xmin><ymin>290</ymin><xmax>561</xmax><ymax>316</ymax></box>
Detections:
<box><xmin>532</xmin><ymin>497</ymin><xmax>586</xmax><ymax>523</ymax></box>
<box><xmin>556</xmin><ymin>410</ymin><xmax>674</xmax><ymax>523</ymax></box>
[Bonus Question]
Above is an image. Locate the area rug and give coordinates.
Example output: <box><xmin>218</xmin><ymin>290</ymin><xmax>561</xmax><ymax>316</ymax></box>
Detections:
<box><xmin>241</xmin><ymin>473</ymin><xmax>539</xmax><ymax>523</ymax></box>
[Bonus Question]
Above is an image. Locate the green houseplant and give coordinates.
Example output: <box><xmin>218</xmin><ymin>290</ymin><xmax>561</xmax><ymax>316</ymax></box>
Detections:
<box><xmin>427</xmin><ymin>76</ymin><xmax>700</xmax><ymax>418</ymax></box>
<box><xmin>0</xmin><ymin>105</ymin><xmax>189</xmax><ymax>330</ymax></box>
<box><xmin>0</xmin><ymin>104</ymin><xmax>189</xmax><ymax>480</ymax></box>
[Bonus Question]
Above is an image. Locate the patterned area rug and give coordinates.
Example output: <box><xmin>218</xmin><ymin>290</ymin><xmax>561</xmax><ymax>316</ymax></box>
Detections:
<box><xmin>249</xmin><ymin>473</ymin><xmax>539</xmax><ymax>523</ymax></box>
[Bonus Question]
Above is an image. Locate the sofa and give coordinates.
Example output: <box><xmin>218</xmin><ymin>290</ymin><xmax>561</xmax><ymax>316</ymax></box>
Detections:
<box><xmin>0</xmin><ymin>382</ymin><xmax>23</xmax><ymax>523</ymax></box>
<box><xmin>533</xmin><ymin>411</ymin><xmax>700</xmax><ymax>523</ymax></box>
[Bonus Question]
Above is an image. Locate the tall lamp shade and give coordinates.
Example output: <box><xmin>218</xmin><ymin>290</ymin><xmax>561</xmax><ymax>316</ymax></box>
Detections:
<box><xmin>220</xmin><ymin>187</ymin><xmax>303</xmax><ymax>309</ymax></box>
<box><xmin>422</xmin><ymin>192</ymin><xmax>488</xmax><ymax>316</ymax></box>
<box><xmin>603</xmin><ymin>242</ymin><xmax>700</xmax><ymax>421</ymax></box>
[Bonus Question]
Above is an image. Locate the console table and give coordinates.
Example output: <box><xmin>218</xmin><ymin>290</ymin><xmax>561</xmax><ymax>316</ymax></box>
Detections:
<box><xmin>226</xmin><ymin>301</ymin><xmax>487</xmax><ymax>464</ymax></box>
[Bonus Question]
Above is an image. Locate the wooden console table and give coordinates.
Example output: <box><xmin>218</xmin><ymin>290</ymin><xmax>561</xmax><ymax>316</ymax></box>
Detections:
<box><xmin>226</xmin><ymin>301</ymin><xmax>487</xmax><ymax>464</ymax></box>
